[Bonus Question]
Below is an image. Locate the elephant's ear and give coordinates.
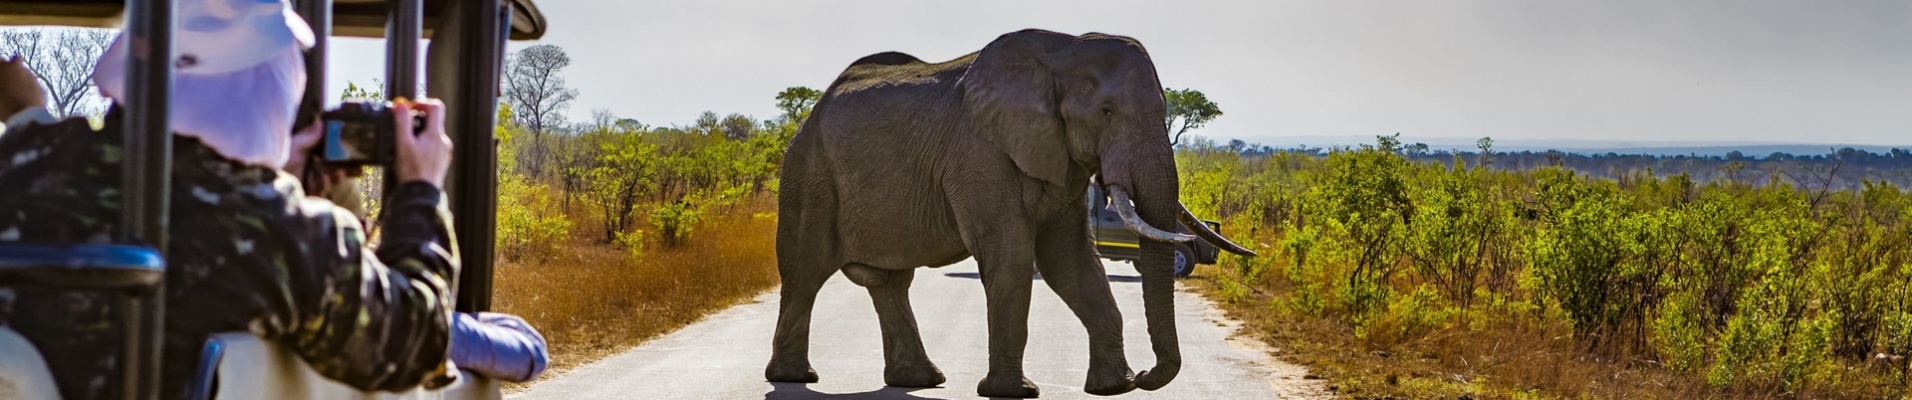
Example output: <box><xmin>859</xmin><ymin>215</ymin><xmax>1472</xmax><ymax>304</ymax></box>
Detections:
<box><xmin>961</xmin><ymin>29</ymin><xmax>1076</xmax><ymax>188</ymax></box>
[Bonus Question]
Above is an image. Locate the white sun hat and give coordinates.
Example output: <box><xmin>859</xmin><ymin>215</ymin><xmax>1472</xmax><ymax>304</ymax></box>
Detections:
<box><xmin>92</xmin><ymin>0</ymin><xmax>317</xmax><ymax>169</ymax></box>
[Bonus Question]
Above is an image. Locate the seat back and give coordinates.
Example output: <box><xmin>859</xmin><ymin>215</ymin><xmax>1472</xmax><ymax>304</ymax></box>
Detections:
<box><xmin>0</xmin><ymin>327</ymin><xmax>63</xmax><ymax>400</ymax></box>
<box><xmin>206</xmin><ymin>333</ymin><xmax>499</xmax><ymax>400</ymax></box>
<box><xmin>0</xmin><ymin>243</ymin><xmax>167</xmax><ymax>400</ymax></box>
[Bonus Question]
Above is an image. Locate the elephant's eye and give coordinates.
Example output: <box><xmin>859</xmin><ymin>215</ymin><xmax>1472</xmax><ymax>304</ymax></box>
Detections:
<box><xmin>1101</xmin><ymin>108</ymin><xmax>1113</xmax><ymax>116</ymax></box>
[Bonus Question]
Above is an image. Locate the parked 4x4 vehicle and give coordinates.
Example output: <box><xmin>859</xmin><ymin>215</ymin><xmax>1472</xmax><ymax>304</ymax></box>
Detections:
<box><xmin>1088</xmin><ymin>186</ymin><xmax>1223</xmax><ymax>278</ymax></box>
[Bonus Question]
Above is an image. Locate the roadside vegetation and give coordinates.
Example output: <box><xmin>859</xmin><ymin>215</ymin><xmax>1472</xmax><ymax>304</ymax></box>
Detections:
<box><xmin>485</xmin><ymin>83</ymin><xmax>799</xmax><ymax>377</ymax></box>
<box><xmin>469</xmin><ymin>44</ymin><xmax>816</xmax><ymax>381</ymax></box>
<box><xmin>1181</xmin><ymin>134</ymin><xmax>1912</xmax><ymax>399</ymax></box>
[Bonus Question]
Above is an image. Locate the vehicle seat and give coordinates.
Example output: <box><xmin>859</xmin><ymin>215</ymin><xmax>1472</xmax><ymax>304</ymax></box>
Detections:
<box><xmin>0</xmin><ymin>326</ymin><xmax>63</xmax><ymax>400</ymax></box>
<box><xmin>201</xmin><ymin>332</ymin><xmax>499</xmax><ymax>400</ymax></box>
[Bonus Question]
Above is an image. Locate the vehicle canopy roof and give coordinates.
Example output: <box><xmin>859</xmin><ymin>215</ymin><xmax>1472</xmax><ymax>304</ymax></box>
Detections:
<box><xmin>0</xmin><ymin>0</ymin><xmax>546</xmax><ymax>39</ymax></box>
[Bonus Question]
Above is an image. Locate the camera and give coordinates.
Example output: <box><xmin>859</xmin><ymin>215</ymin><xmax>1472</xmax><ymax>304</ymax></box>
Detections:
<box><xmin>318</xmin><ymin>101</ymin><xmax>425</xmax><ymax>165</ymax></box>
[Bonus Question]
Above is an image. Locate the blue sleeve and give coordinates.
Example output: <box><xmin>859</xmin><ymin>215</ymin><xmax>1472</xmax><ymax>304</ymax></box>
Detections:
<box><xmin>449</xmin><ymin>311</ymin><xmax>550</xmax><ymax>382</ymax></box>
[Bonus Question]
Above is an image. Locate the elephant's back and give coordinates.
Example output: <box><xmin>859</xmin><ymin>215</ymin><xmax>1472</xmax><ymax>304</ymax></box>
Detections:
<box><xmin>827</xmin><ymin>51</ymin><xmax>975</xmax><ymax>98</ymax></box>
<box><xmin>800</xmin><ymin>51</ymin><xmax>970</xmax><ymax>161</ymax></box>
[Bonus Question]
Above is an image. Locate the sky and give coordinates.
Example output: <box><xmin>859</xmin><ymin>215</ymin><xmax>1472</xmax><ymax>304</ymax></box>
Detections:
<box><xmin>324</xmin><ymin>0</ymin><xmax>1912</xmax><ymax>147</ymax></box>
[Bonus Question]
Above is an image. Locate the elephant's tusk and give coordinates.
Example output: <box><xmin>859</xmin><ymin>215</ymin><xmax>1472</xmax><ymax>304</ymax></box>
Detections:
<box><xmin>1107</xmin><ymin>186</ymin><xmax>1197</xmax><ymax>243</ymax></box>
<box><xmin>1178</xmin><ymin>204</ymin><xmax>1258</xmax><ymax>256</ymax></box>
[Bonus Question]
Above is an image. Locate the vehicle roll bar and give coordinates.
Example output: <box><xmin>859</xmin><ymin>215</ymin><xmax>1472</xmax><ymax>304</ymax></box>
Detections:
<box><xmin>117</xmin><ymin>0</ymin><xmax>173</xmax><ymax>397</ymax></box>
<box><xmin>427</xmin><ymin>0</ymin><xmax>507</xmax><ymax>312</ymax></box>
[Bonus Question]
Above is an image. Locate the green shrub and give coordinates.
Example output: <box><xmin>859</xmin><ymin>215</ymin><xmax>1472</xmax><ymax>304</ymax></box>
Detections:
<box><xmin>1527</xmin><ymin>171</ymin><xmax>1628</xmax><ymax>342</ymax></box>
<box><xmin>1358</xmin><ymin>284</ymin><xmax>1453</xmax><ymax>347</ymax></box>
<box><xmin>614</xmin><ymin>229</ymin><xmax>645</xmax><ymax>258</ymax></box>
<box><xmin>1281</xmin><ymin>225</ymin><xmax>1330</xmax><ymax>316</ymax></box>
<box><xmin>1318</xmin><ymin>135</ymin><xmax>1413</xmax><ymax>315</ymax></box>
<box><xmin>497</xmin><ymin>175</ymin><xmax>571</xmax><ymax>263</ymax></box>
<box><xmin>1652</xmin><ymin>290</ymin><xmax>1707</xmax><ymax>372</ymax></box>
<box><xmin>649</xmin><ymin>199</ymin><xmax>702</xmax><ymax>247</ymax></box>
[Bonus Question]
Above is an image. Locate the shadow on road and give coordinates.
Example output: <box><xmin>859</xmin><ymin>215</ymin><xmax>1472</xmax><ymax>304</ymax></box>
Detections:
<box><xmin>942</xmin><ymin>272</ymin><xmax>1143</xmax><ymax>283</ymax></box>
<box><xmin>764</xmin><ymin>382</ymin><xmax>944</xmax><ymax>400</ymax></box>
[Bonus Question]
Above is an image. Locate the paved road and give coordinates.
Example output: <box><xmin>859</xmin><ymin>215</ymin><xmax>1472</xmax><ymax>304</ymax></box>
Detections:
<box><xmin>512</xmin><ymin>259</ymin><xmax>1328</xmax><ymax>400</ymax></box>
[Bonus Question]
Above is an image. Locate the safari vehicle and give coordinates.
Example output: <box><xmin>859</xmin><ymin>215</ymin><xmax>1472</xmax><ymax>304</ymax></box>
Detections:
<box><xmin>1087</xmin><ymin>186</ymin><xmax>1224</xmax><ymax>278</ymax></box>
<box><xmin>0</xmin><ymin>0</ymin><xmax>543</xmax><ymax>399</ymax></box>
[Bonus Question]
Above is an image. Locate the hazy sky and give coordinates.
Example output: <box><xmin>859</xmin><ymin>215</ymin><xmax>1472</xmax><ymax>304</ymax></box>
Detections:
<box><xmin>325</xmin><ymin>0</ymin><xmax>1912</xmax><ymax>146</ymax></box>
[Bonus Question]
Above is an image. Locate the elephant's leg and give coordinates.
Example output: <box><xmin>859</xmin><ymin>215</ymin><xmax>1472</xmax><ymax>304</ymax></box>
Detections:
<box><xmin>768</xmin><ymin>151</ymin><xmax>839</xmax><ymax>383</ymax></box>
<box><xmin>846</xmin><ymin>264</ymin><xmax>946</xmax><ymax>388</ymax></box>
<box><xmin>765</xmin><ymin>256</ymin><xmax>838</xmax><ymax>383</ymax></box>
<box><xmin>974</xmin><ymin>248</ymin><xmax>1041</xmax><ymax>398</ymax></box>
<box><xmin>1035</xmin><ymin>218</ymin><xmax>1137</xmax><ymax>395</ymax></box>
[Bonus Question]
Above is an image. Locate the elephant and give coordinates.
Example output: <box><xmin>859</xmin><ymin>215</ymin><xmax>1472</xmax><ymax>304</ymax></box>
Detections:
<box><xmin>765</xmin><ymin>29</ymin><xmax>1256</xmax><ymax>398</ymax></box>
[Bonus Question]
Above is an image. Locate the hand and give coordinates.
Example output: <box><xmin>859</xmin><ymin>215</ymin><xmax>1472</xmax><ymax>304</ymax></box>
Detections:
<box><xmin>393</xmin><ymin>97</ymin><xmax>453</xmax><ymax>187</ymax></box>
<box><xmin>285</xmin><ymin>118</ymin><xmax>351</xmax><ymax>195</ymax></box>
<box><xmin>0</xmin><ymin>55</ymin><xmax>48</xmax><ymax>118</ymax></box>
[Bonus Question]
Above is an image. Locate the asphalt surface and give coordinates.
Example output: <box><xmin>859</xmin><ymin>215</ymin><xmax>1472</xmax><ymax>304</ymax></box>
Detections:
<box><xmin>511</xmin><ymin>259</ymin><xmax>1328</xmax><ymax>400</ymax></box>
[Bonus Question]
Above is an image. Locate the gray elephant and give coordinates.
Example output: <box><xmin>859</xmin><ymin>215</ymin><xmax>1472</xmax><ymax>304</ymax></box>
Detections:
<box><xmin>766</xmin><ymin>29</ymin><xmax>1255</xmax><ymax>398</ymax></box>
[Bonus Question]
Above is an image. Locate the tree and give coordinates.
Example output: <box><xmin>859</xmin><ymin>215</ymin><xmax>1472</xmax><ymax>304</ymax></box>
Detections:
<box><xmin>1406</xmin><ymin>142</ymin><xmax>1431</xmax><ymax>156</ymax></box>
<box><xmin>502</xmin><ymin>44</ymin><xmax>579</xmax><ymax>175</ymax></box>
<box><xmin>340</xmin><ymin>81</ymin><xmax>381</xmax><ymax>101</ymax></box>
<box><xmin>578</xmin><ymin>120</ymin><xmax>658</xmax><ymax>243</ymax></box>
<box><xmin>775</xmin><ymin>86</ymin><xmax>821</xmax><ymax>122</ymax></box>
<box><xmin>720</xmin><ymin>113</ymin><xmax>756</xmax><ymax>141</ymax></box>
<box><xmin>0</xmin><ymin>27</ymin><xmax>116</xmax><ymax>117</ymax></box>
<box><xmin>1476</xmin><ymin>136</ymin><xmax>1495</xmax><ymax>168</ymax></box>
<box><xmin>693</xmin><ymin>111</ymin><xmax>720</xmax><ymax>133</ymax></box>
<box><xmin>1163</xmin><ymin>87</ymin><xmax>1222</xmax><ymax>146</ymax></box>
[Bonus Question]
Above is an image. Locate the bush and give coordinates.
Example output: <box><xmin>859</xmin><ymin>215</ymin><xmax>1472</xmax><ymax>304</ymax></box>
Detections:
<box><xmin>649</xmin><ymin>199</ymin><xmax>702</xmax><ymax>247</ymax></box>
<box><xmin>1358</xmin><ymin>284</ymin><xmax>1453</xmax><ymax>348</ymax></box>
<box><xmin>1652</xmin><ymin>290</ymin><xmax>1707</xmax><ymax>372</ymax></box>
<box><xmin>614</xmin><ymin>229</ymin><xmax>645</xmax><ymax>258</ymax></box>
<box><xmin>1317</xmin><ymin>135</ymin><xmax>1413</xmax><ymax>315</ymax></box>
<box><xmin>1280</xmin><ymin>224</ymin><xmax>1332</xmax><ymax>316</ymax></box>
<box><xmin>497</xmin><ymin>176</ymin><xmax>571</xmax><ymax>263</ymax></box>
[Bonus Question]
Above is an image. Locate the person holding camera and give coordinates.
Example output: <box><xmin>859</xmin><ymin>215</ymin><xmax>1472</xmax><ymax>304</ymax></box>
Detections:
<box><xmin>284</xmin><ymin>100</ymin><xmax>551</xmax><ymax>387</ymax></box>
<box><xmin>0</xmin><ymin>0</ymin><xmax>536</xmax><ymax>398</ymax></box>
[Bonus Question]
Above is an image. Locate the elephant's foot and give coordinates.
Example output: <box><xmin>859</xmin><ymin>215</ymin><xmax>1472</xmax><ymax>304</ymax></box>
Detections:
<box><xmin>883</xmin><ymin>359</ymin><xmax>946</xmax><ymax>388</ymax></box>
<box><xmin>764</xmin><ymin>358</ymin><xmax>819</xmax><ymax>383</ymax></box>
<box><xmin>977</xmin><ymin>373</ymin><xmax>1040</xmax><ymax>398</ymax></box>
<box><xmin>1083</xmin><ymin>362</ymin><xmax>1136</xmax><ymax>396</ymax></box>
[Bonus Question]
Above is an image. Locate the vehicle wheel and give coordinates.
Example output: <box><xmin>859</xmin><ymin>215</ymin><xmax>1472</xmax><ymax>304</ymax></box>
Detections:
<box><xmin>1173</xmin><ymin>244</ymin><xmax>1195</xmax><ymax>278</ymax></box>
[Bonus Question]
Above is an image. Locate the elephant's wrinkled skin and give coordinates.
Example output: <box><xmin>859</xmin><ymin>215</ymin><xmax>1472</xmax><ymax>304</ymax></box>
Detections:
<box><xmin>766</xmin><ymin>29</ymin><xmax>1254</xmax><ymax>398</ymax></box>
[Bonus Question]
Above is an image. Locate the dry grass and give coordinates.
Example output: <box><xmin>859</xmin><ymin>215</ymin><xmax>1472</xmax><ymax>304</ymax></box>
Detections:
<box><xmin>491</xmin><ymin>195</ymin><xmax>781</xmax><ymax>386</ymax></box>
<box><xmin>1186</xmin><ymin>261</ymin><xmax>1905</xmax><ymax>400</ymax></box>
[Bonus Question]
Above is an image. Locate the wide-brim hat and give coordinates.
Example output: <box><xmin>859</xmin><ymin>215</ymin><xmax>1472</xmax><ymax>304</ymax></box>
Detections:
<box><xmin>174</xmin><ymin>0</ymin><xmax>315</xmax><ymax>74</ymax></box>
<box><xmin>91</xmin><ymin>0</ymin><xmax>318</xmax><ymax>168</ymax></box>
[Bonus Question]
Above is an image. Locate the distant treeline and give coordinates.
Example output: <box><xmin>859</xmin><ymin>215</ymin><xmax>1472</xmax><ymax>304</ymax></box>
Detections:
<box><xmin>1194</xmin><ymin>136</ymin><xmax>1912</xmax><ymax>191</ymax></box>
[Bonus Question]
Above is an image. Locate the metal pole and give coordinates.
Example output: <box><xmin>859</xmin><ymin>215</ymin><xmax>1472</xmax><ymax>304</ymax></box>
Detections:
<box><xmin>121</xmin><ymin>0</ymin><xmax>173</xmax><ymax>398</ymax></box>
<box><xmin>426</xmin><ymin>0</ymin><xmax>505</xmax><ymax>312</ymax></box>
<box><xmin>468</xmin><ymin>0</ymin><xmax>508</xmax><ymax>312</ymax></box>
<box><xmin>295</xmin><ymin>0</ymin><xmax>330</xmax><ymax>110</ymax></box>
<box><xmin>385</xmin><ymin>0</ymin><xmax>420</xmax><ymax>100</ymax></box>
<box><xmin>384</xmin><ymin>0</ymin><xmax>421</xmax><ymax>196</ymax></box>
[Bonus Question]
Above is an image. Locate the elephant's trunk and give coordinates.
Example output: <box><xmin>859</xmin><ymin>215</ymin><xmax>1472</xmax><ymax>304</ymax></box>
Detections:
<box><xmin>1112</xmin><ymin>151</ymin><xmax>1184</xmax><ymax>391</ymax></box>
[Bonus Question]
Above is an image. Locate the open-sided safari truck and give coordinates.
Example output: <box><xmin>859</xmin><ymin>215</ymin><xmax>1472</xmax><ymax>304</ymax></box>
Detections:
<box><xmin>0</xmin><ymin>0</ymin><xmax>545</xmax><ymax>399</ymax></box>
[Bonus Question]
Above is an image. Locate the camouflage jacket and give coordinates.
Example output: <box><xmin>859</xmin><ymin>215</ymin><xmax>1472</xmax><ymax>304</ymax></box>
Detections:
<box><xmin>0</xmin><ymin>112</ymin><xmax>460</xmax><ymax>400</ymax></box>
